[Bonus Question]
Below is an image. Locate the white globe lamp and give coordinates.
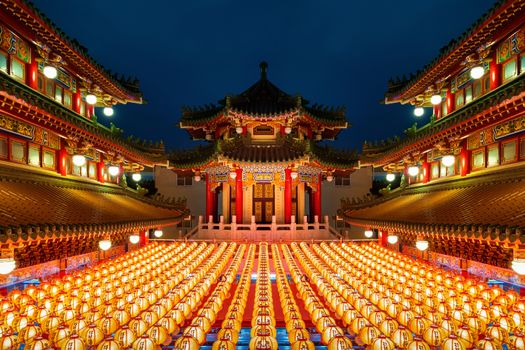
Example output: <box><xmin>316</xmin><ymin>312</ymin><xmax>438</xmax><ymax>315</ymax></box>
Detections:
<box><xmin>386</xmin><ymin>173</ymin><xmax>396</xmax><ymax>182</ymax></box>
<box><xmin>511</xmin><ymin>259</ymin><xmax>525</xmax><ymax>275</ymax></box>
<box><xmin>470</xmin><ymin>66</ymin><xmax>485</xmax><ymax>80</ymax></box>
<box><xmin>103</xmin><ymin>107</ymin><xmax>114</xmax><ymax>117</ymax></box>
<box><xmin>132</xmin><ymin>173</ymin><xmax>142</xmax><ymax>182</ymax></box>
<box><xmin>0</xmin><ymin>258</ymin><xmax>16</xmax><ymax>275</ymax></box>
<box><xmin>416</xmin><ymin>240</ymin><xmax>429</xmax><ymax>251</ymax></box>
<box><xmin>72</xmin><ymin>154</ymin><xmax>86</xmax><ymax>167</ymax></box>
<box><xmin>408</xmin><ymin>166</ymin><xmax>419</xmax><ymax>177</ymax></box>
<box><xmin>43</xmin><ymin>65</ymin><xmax>58</xmax><ymax>79</ymax></box>
<box><xmin>108</xmin><ymin>165</ymin><xmax>120</xmax><ymax>177</ymax></box>
<box><xmin>430</xmin><ymin>94</ymin><xmax>442</xmax><ymax>105</ymax></box>
<box><xmin>387</xmin><ymin>235</ymin><xmax>399</xmax><ymax>244</ymax></box>
<box><xmin>364</xmin><ymin>230</ymin><xmax>374</xmax><ymax>238</ymax></box>
<box><xmin>129</xmin><ymin>234</ymin><xmax>140</xmax><ymax>244</ymax></box>
<box><xmin>85</xmin><ymin>94</ymin><xmax>97</xmax><ymax>105</ymax></box>
<box><xmin>441</xmin><ymin>155</ymin><xmax>455</xmax><ymax>167</ymax></box>
<box><xmin>154</xmin><ymin>230</ymin><xmax>163</xmax><ymax>238</ymax></box>
<box><xmin>414</xmin><ymin>107</ymin><xmax>424</xmax><ymax>117</ymax></box>
<box><xmin>99</xmin><ymin>240</ymin><xmax>111</xmax><ymax>251</ymax></box>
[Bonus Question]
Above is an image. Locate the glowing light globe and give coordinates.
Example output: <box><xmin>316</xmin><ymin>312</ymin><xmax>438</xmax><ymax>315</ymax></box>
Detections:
<box><xmin>194</xmin><ymin>174</ymin><xmax>201</xmax><ymax>182</ymax></box>
<box><xmin>235</xmin><ymin>126</ymin><xmax>243</xmax><ymax>134</ymax></box>
<box><xmin>129</xmin><ymin>234</ymin><xmax>140</xmax><ymax>244</ymax></box>
<box><xmin>430</xmin><ymin>94</ymin><xmax>442</xmax><ymax>105</ymax></box>
<box><xmin>229</xmin><ymin>171</ymin><xmax>237</xmax><ymax>179</ymax></box>
<box><xmin>511</xmin><ymin>259</ymin><xmax>525</xmax><ymax>275</ymax></box>
<box><xmin>441</xmin><ymin>155</ymin><xmax>455</xmax><ymax>167</ymax></box>
<box><xmin>364</xmin><ymin>230</ymin><xmax>374</xmax><ymax>238</ymax></box>
<box><xmin>416</xmin><ymin>240</ymin><xmax>429</xmax><ymax>251</ymax></box>
<box><xmin>99</xmin><ymin>240</ymin><xmax>112</xmax><ymax>251</ymax></box>
<box><xmin>284</xmin><ymin>126</ymin><xmax>292</xmax><ymax>134</ymax></box>
<box><xmin>470</xmin><ymin>66</ymin><xmax>485</xmax><ymax>79</ymax></box>
<box><xmin>108</xmin><ymin>166</ymin><xmax>120</xmax><ymax>177</ymax></box>
<box><xmin>414</xmin><ymin>107</ymin><xmax>424</xmax><ymax>117</ymax></box>
<box><xmin>103</xmin><ymin>107</ymin><xmax>114</xmax><ymax>117</ymax></box>
<box><xmin>132</xmin><ymin>173</ymin><xmax>142</xmax><ymax>182</ymax></box>
<box><xmin>0</xmin><ymin>258</ymin><xmax>16</xmax><ymax>275</ymax></box>
<box><xmin>72</xmin><ymin>154</ymin><xmax>87</xmax><ymax>167</ymax></box>
<box><xmin>386</xmin><ymin>173</ymin><xmax>395</xmax><ymax>182</ymax></box>
<box><xmin>43</xmin><ymin>65</ymin><xmax>58</xmax><ymax>79</ymax></box>
<box><xmin>326</xmin><ymin>175</ymin><xmax>334</xmax><ymax>182</ymax></box>
<box><xmin>85</xmin><ymin>94</ymin><xmax>97</xmax><ymax>105</ymax></box>
<box><xmin>387</xmin><ymin>235</ymin><xmax>399</xmax><ymax>245</ymax></box>
<box><xmin>408</xmin><ymin>166</ymin><xmax>419</xmax><ymax>177</ymax></box>
<box><xmin>154</xmin><ymin>230</ymin><xmax>163</xmax><ymax>238</ymax></box>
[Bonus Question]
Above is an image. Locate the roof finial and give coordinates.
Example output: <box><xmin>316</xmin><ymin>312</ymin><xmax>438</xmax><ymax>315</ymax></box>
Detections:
<box><xmin>259</xmin><ymin>61</ymin><xmax>268</xmax><ymax>80</ymax></box>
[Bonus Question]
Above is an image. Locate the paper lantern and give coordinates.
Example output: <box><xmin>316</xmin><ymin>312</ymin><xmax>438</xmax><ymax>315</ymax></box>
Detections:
<box><xmin>327</xmin><ymin>335</ymin><xmax>353</xmax><ymax>350</ymax></box>
<box><xmin>476</xmin><ymin>336</ymin><xmax>501</xmax><ymax>350</ymax></box>
<box><xmin>131</xmin><ymin>334</ymin><xmax>157</xmax><ymax>350</ymax></box>
<box><xmin>212</xmin><ymin>339</ymin><xmax>236</xmax><ymax>350</ymax></box>
<box><xmin>370</xmin><ymin>334</ymin><xmax>396</xmax><ymax>350</ymax></box>
<box><xmin>60</xmin><ymin>334</ymin><xmax>86</xmax><ymax>350</ymax></box>
<box><xmin>406</xmin><ymin>337</ymin><xmax>431</xmax><ymax>350</ymax></box>
<box><xmin>114</xmin><ymin>325</ymin><xmax>136</xmax><ymax>348</ymax></box>
<box><xmin>290</xmin><ymin>340</ymin><xmax>315</xmax><ymax>350</ymax></box>
<box><xmin>216</xmin><ymin>328</ymin><xmax>239</xmax><ymax>343</ymax></box>
<box><xmin>509</xmin><ymin>332</ymin><xmax>525</xmax><ymax>350</ymax></box>
<box><xmin>423</xmin><ymin>324</ymin><xmax>446</xmax><ymax>346</ymax></box>
<box><xmin>248</xmin><ymin>335</ymin><xmax>278</xmax><ymax>350</ymax></box>
<box><xmin>80</xmin><ymin>324</ymin><xmax>104</xmax><ymax>346</ymax></box>
<box><xmin>25</xmin><ymin>336</ymin><xmax>51</xmax><ymax>350</ymax></box>
<box><xmin>147</xmin><ymin>324</ymin><xmax>169</xmax><ymax>345</ymax></box>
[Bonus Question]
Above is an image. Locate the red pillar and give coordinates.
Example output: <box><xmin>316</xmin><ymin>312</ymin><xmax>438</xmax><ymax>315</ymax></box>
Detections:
<box><xmin>139</xmin><ymin>230</ymin><xmax>148</xmax><ymax>247</ymax></box>
<box><xmin>284</xmin><ymin>168</ymin><xmax>292</xmax><ymax>224</ymax></box>
<box><xmin>314</xmin><ymin>174</ymin><xmax>322</xmax><ymax>220</ymax></box>
<box><xmin>213</xmin><ymin>188</ymin><xmax>218</xmax><ymax>222</ymax></box>
<box><xmin>460</xmin><ymin>141</ymin><xmax>471</xmax><ymax>177</ymax></box>
<box><xmin>87</xmin><ymin>105</ymin><xmax>94</xmax><ymax>120</ymax></box>
<box><xmin>379</xmin><ymin>230</ymin><xmax>388</xmax><ymax>247</ymax></box>
<box><xmin>26</xmin><ymin>51</ymin><xmax>38</xmax><ymax>90</ymax></box>
<box><xmin>404</xmin><ymin>164</ymin><xmax>410</xmax><ymax>185</ymax></box>
<box><xmin>206</xmin><ymin>174</ymin><xmax>213</xmax><ymax>221</ymax></box>
<box><xmin>490</xmin><ymin>57</ymin><xmax>501</xmax><ymax>90</ymax></box>
<box><xmin>433</xmin><ymin>104</ymin><xmax>441</xmax><ymax>120</ymax></box>
<box><xmin>97</xmin><ymin>160</ymin><xmax>105</xmax><ymax>183</ymax></box>
<box><xmin>446</xmin><ymin>88</ymin><xmax>455</xmax><ymax>114</ymax></box>
<box><xmin>309</xmin><ymin>189</ymin><xmax>314</xmax><ymax>222</ymax></box>
<box><xmin>422</xmin><ymin>160</ymin><xmax>430</xmax><ymax>183</ymax></box>
<box><xmin>72</xmin><ymin>92</ymin><xmax>81</xmax><ymax>114</ymax></box>
<box><xmin>116</xmin><ymin>164</ymin><xmax>123</xmax><ymax>185</ymax></box>
<box><xmin>280</xmin><ymin>125</ymin><xmax>285</xmax><ymax>136</ymax></box>
<box><xmin>58</xmin><ymin>146</ymin><xmax>68</xmax><ymax>176</ymax></box>
<box><xmin>235</xmin><ymin>169</ymin><xmax>243</xmax><ymax>224</ymax></box>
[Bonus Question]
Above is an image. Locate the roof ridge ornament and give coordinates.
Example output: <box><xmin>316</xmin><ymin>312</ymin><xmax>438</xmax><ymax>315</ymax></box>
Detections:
<box><xmin>259</xmin><ymin>61</ymin><xmax>268</xmax><ymax>80</ymax></box>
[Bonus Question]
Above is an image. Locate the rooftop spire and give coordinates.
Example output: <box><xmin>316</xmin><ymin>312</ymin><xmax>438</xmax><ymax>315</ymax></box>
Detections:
<box><xmin>259</xmin><ymin>61</ymin><xmax>268</xmax><ymax>80</ymax></box>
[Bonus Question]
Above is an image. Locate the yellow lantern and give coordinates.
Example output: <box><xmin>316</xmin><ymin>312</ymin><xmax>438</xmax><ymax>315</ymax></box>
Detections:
<box><xmin>407</xmin><ymin>315</ymin><xmax>430</xmax><ymax>335</ymax></box>
<box><xmin>406</xmin><ymin>336</ymin><xmax>431</xmax><ymax>350</ymax></box>
<box><xmin>290</xmin><ymin>339</ymin><xmax>315</xmax><ymax>350</ymax></box>
<box><xmin>476</xmin><ymin>336</ymin><xmax>501</xmax><ymax>350</ymax></box>
<box><xmin>0</xmin><ymin>332</ymin><xmax>18</xmax><ymax>350</ymax></box>
<box><xmin>288</xmin><ymin>328</ymin><xmax>310</xmax><ymax>342</ymax></box>
<box><xmin>358</xmin><ymin>324</ymin><xmax>381</xmax><ymax>345</ymax></box>
<box><xmin>391</xmin><ymin>325</ymin><xmax>413</xmax><ymax>349</ymax></box>
<box><xmin>422</xmin><ymin>324</ymin><xmax>446</xmax><ymax>346</ymax></box>
<box><xmin>248</xmin><ymin>335</ymin><xmax>278</xmax><ymax>350</ymax></box>
<box><xmin>79</xmin><ymin>324</ymin><xmax>105</xmax><ymax>346</ymax></box>
<box><xmin>96</xmin><ymin>336</ymin><xmax>121</xmax><ymax>350</ymax></box>
<box><xmin>173</xmin><ymin>334</ymin><xmax>200</xmax><ymax>350</ymax></box>
<box><xmin>455</xmin><ymin>325</ymin><xmax>475</xmax><ymax>348</ymax></box>
<box><xmin>370</xmin><ymin>334</ymin><xmax>396</xmax><ymax>350</ymax></box>
<box><xmin>60</xmin><ymin>334</ymin><xmax>86</xmax><ymax>350</ymax></box>
<box><xmin>147</xmin><ymin>324</ymin><xmax>169</xmax><ymax>345</ymax></box>
<box><xmin>327</xmin><ymin>335</ymin><xmax>353</xmax><ymax>350</ymax></box>
<box><xmin>19</xmin><ymin>323</ymin><xmax>42</xmax><ymax>344</ymax></box>
<box><xmin>131</xmin><ymin>334</ymin><xmax>157</xmax><ymax>350</ymax></box>
<box><xmin>509</xmin><ymin>331</ymin><xmax>525</xmax><ymax>350</ymax></box>
<box><xmin>379</xmin><ymin>317</ymin><xmax>399</xmax><ymax>336</ymax></box>
<box><xmin>442</xmin><ymin>334</ymin><xmax>467</xmax><ymax>350</ymax></box>
<box><xmin>212</xmin><ymin>339</ymin><xmax>236</xmax><ymax>350</ymax></box>
<box><xmin>485</xmin><ymin>323</ymin><xmax>509</xmax><ymax>344</ymax></box>
<box><xmin>184</xmin><ymin>326</ymin><xmax>206</xmax><ymax>345</ymax></box>
<box><xmin>25</xmin><ymin>336</ymin><xmax>51</xmax><ymax>350</ymax></box>
<box><xmin>217</xmin><ymin>328</ymin><xmax>239</xmax><ymax>343</ymax></box>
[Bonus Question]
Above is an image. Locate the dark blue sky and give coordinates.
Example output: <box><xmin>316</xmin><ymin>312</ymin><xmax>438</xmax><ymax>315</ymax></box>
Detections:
<box><xmin>33</xmin><ymin>0</ymin><xmax>496</xmax><ymax>151</ymax></box>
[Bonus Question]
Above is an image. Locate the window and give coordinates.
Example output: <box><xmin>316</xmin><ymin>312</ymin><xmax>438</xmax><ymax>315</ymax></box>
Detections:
<box><xmin>455</xmin><ymin>90</ymin><xmax>464</xmax><ymax>108</ymax></box>
<box><xmin>431</xmin><ymin>162</ymin><xmax>439</xmax><ymax>179</ymax></box>
<box><xmin>0</xmin><ymin>137</ymin><xmax>7</xmax><ymax>159</ymax></box>
<box><xmin>472</xmin><ymin>149</ymin><xmax>485</xmax><ymax>170</ymax></box>
<box><xmin>28</xmin><ymin>144</ymin><xmax>40</xmax><ymax>167</ymax></box>
<box><xmin>465</xmin><ymin>85</ymin><xmax>473</xmax><ymax>104</ymax></box>
<box><xmin>441</xmin><ymin>100</ymin><xmax>448</xmax><ymax>118</ymax></box>
<box><xmin>501</xmin><ymin>140</ymin><xmax>517</xmax><ymax>164</ymax></box>
<box><xmin>520</xmin><ymin>55</ymin><xmax>525</xmax><ymax>74</ymax></box>
<box><xmin>38</xmin><ymin>74</ymin><xmax>45</xmax><ymax>93</ymax></box>
<box><xmin>10</xmin><ymin>139</ymin><xmax>26</xmax><ymax>163</ymax></box>
<box><xmin>42</xmin><ymin>149</ymin><xmax>56</xmax><ymax>170</ymax></box>
<box><xmin>54</xmin><ymin>85</ymin><xmax>63</xmax><ymax>103</ymax></box>
<box><xmin>10</xmin><ymin>58</ymin><xmax>25</xmax><ymax>81</ymax></box>
<box><xmin>177</xmin><ymin>175</ymin><xmax>193</xmax><ymax>186</ymax></box>
<box><xmin>46</xmin><ymin>80</ymin><xmax>54</xmax><ymax>97</ymax></box>
<box><xmin>483</xmin><ymin>76</ymin><xmax>490</xmax><ymax>92</ymax></box>
<box><xmin>80</xmin><ymin>102</ymin><xmax>86</xmax><ymax>116</ymax></box>
<box><xmin>503</xmin><ymin>58</ymin><xmax>517</xmax><ymax>82</ymax></box>
<box><xmin>487</xmin><ymin>145</ymin><xmax>499</xmax><ymax>167</ymax></box>
<box><xmin>520</xmin><ymin>138</ymin><xmax>525</xmax><ymax>159</ymax></box>
<box><xmin>0</xmin><ymin>51</ymin><xmax>7</xmax><ymax>73</ymax></box>
<box><xmin>473</xmin><ymin>80</ymin><xmax>482</xmax><ymax>99</ymax></box>
<box><xmin>64</xmin><ymin>91</ymin><xmax>72</xmax><ymax>108</ymax></box>
<box><xmin>335</xmin><ymin>175</ymin><xmax>351</xmax><ymax>186</ymax></box>
<box><xmin>88</xmin><ymin>162</ymin><xmax>97</xmax><ymax>179</ymax></box>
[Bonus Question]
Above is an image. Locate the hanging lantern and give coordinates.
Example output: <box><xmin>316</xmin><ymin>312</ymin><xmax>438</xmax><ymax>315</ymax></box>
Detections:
<box><xmin>284</xmin><ymin>126</ymin><xmax>292</xmax><ymax>134</ymax></box>
<box><xmin>98</xmin><ymin>240</ymin><xmax>111</xmax><ymax>251</ymax></box>
<box><xmin>387</xmin><ymin>235</ymin><xmax>398</xmax><ymax>244</ymax></box>
<box><xmin>194</xmin><ymin>173</ymin><xmax>201</xmax><ymax>182</ymax></box>
<box><xmin>154</xmin><ymin>230</ymin><xmax>163</xmax><ymax>238</ymax></box>
<box><xmin>129</xmin><ymin>234</ymin><xmax>140</xmax><ymax>244</ymax></box>
<box><xmin>85</xmin><ymin>94</ymin><xmax>97</xmax><ymax>105</ymax></box>
<box><xmin>416</xmin><ymin>240</ymin><xmax>429</xmax><ymax>251</ymax></box>
<box><xmin>441</xmin><ymin>155</ymin><xmax>455</xmax><ymax>167</ymax></box>
<box><xmin>0</xmin><ymin>258</ymin><xmax>16</xmax><ymax>275</ymax></box>
<box><xmin>370</xmin><ymin>334</ymin><xmax>396</xmax><ymax>350</ymax></box>
<box><xmin>291</xmin><ymin>171</ymin><xmax>298</xmax><ymax>180</ymax></box>
<box><xmin>235</xmin><ymin>126</ymin><xmax>243</xmax><ymax>134</ymax></box>
<box><xmin>364</xmin><ymin>230</ymin><xmax>374</xmax><ymax>238</ymax></box>
<box><xmin>470</xmin><ymin>65</ymin><xmax>485</xmax><ymax>79</ymax></box>
<box><xmin>132</xmin><ymin>173</ymin><xmax>142</xmax><ymax>182</ymax></box>
<box><xmin>414</xmin><ymin>107</ymin><xmax>424</xmax><ymax>117</ymax></box>
<box><xmin>430</xmin><ymin>94</ymin><xmax>442</xmax><ymax>105</ymax></box>
<box><xmin>229</xmin><ymin>171</ymin><xmax>237</xmax><ymax>179</ymax></box>
<box><xmin>102</xmin><ymin>107</ymin><xmax>114</xmax><ymax>117</ymax></box>
<box><xmin>511</xmin><ymin>259</ymin><xmax>525</xmax><ymax>275</ymax></box>
<box><xmin>72</xmin><ymin>155</ymin><xmax>87</xmax><ymax>167</ymax></box>
<box><xmin>43</xmin><ymin>65</ymin><xmax>58</xmax><ymax>79</ymax></box>
<box><xmin>408</xmin><ymin>166</ymin><xmax>419</xmax><ymax>176</ymax></box>
<box><xmin>386</xmin><ymin>173</ymin><xmax>396</xmax><ymax>182</ymax></box>
<box><xmin>108</xmin><ymin>166</ymin><xmax>120</xmax><ymax>177</ymax></box>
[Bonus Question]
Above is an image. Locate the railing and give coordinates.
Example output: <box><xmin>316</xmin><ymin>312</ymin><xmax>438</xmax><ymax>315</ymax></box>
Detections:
<box><xmin>185</xmin><ymin>214</ymin><xmax>341</xmax><ymax>241</ymax></box>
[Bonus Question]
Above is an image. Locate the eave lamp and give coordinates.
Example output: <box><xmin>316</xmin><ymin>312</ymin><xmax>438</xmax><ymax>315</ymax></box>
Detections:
<box><xmin>99</xmin><ymin>239</ymin><xmax>112</xmax><ymax>251</ymax></box>
<box><xmin>512</xmin><ymin>259</ymin><xmax>525</xmax><ymax>275</ymax></box>
<box><xmin>416</xmin><ymin>239</ymin><xmax>429</xmax><ymax>251</ymax></box>
<box><xmin>103</xmin><ymin>107</ymin><xmax>114</xmax><ymax>117</ymax></box>
<box><xmin>326</xmin><ymin>173</ymin><xmax>334</xmax><ymax>182</ymax></box>
<box><xmin>85</xmin><ymin>93</ymin><xmax>97</xmax><ymax>105</ymax></box>
<box><xmin>154</xmin><ymin>229</ymin><xmax>163</xmax><ymax>238</ymax></box>
<box><xmin>291</xmin><ymin>171</ymin><xmax>298</xmax><ymax>180</ymax></box>
<box><xmin>72</xmin><ymin>154</ymin><xmax>86</xmax><ymax>167</ymax></box>
<box><xmin>235</xmin><ymin>126</ymin><xmax>243</xmax><ymax>134</ymax></box>
<box><xmin>229</xmin><ymin>170</ymin><xmax>237</xmax><ymax>180</ymax></box>
<box><xmin>470</xmin><ymin>65</ymin><xmax>485</xmax><ymax>80</ymax></box>
<box><xmin>441</xmin><ymin>155</ymin><xmax>455</xmax><ymax>167</ymax></box>
<box><xmin>43</xmin><ymin>64</ymin><xmax>58</xmax><ymax>79</ymax></box>
<box><xmin>387</xmin><ymin>235</ymin><xmax>399</xmax><ymax>244</ymax></box>
<box><xmin>108</xmin><ymin>165</ymin><xmax>120</xmax><ymax>177</ymax></box>
<box><xmin>386</xmin><ymin>173</ymin><xmax>396</xmax><ymax>182</ymax></box>
<box><xmin>284</xmin><ymin>126</ymin><xmax>292</xmax><ymax>134</ymax></box>
<box><xmin>132</xmin><ymin>173</ymin><xmax>142</xmax><ymax>182</ymax></box>
<box><xmin>129</xmin><ymin>234</ymin><xmax>140</xmax><ymax>244</ymax></box>
<box><xmin>194</xmin><ymin>172</ymin><xmax>201</xmax><ymax>182</ymax></box>
<box><xmin>413</xmin><ymin>107</ymin><xmax>424</xmax><ymax>117</ymax></box>
<box><xmin>430</xmin><ymin>94</ymin><xmax>442</xmax><ymax>105</ymax></box>
<box><xmin>0</xmin><ymin>258</ymin><xmax>16</xmax><ymax>275</ymax></box>
<box><xmin>408</xmin><ymin>166</ymin><xmax>419</xmax><ymax>177</ymax></box>
<box><xmin>364</xmin><ymin>229</ymin><xmax>374</xmax><ymax>238</ymax></box>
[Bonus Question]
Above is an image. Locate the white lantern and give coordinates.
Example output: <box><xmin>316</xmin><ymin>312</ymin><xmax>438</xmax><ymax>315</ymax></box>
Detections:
<box><xmin>511</xmin><ymin>259</ymin><xmax>525</xmax><ymax>275</ymax></box>
<box><xmin>408</xmin><ymin>166</ymin><xmax>419</xmax><ymax>177</ymax></box>
<box><xmin>85</xmin><ymin>94</ymin><xmax>97</xmax><ymax>105</ymax></box>
<box><xmin>315</xmin><ymin>134</ymin><xmax>322</xmax><ymax>141</ymax></box>
<box><xmin>326</xmin><ymin>175</ymin><xmax>334</xmax><ymax>182</ymax></box>
<box><xmin>387</xmin><ymin>235</ymin><xmax>399</xmax><ymax>244</ymax></box>
<box><xmin>43</xmin><ymin>65</ymin><xmax>58</xmax><ymax>79</ymax></box>
<box><xmin>154</xmin><ymin>230</ymin><xmax>163</xmax><ymax>238</ymax></box>
<box><xmin>129</xmin><ymin>234</ymin><xmax>140</xmax><ymax>244</ymax></box>
<box><xmin>194</xmin><ymin>174</ymin><xmax>201</xmax><ymax>182</ymax></box>
<box><xmin>416</xmin><ymin>240</ymin><xmax>429</xmax><ymax>251</ymax></box>
<box><xmin>414</xmin><ymin>107</ymin><xmax>424</xmax><ymax>117</ymax></box>
<box><xmin>0</xmin><ymin>258</ymin><xmax>16</xmax><ymax>275</ymax></box>
<box><xmin>99</xmin><ymin>240</ymin><xmax>111</xmax><ymax>251</ymax></box>
<box><xmin>470</xmin><ymin>65</ymin><xmax>484</xmax><ymax>80</ymax></box>
<box><xmin>430</xmin><ymin>94</ymin><xmax>442</xmax><ymax>105</ymax></box>
<box><xmin>103</xmin><ymin>107</ymin><xmax>114</xmax><ymax>117</ymax></box>
<box><xmin>235</xmin><ymin>126</ymin><xmax>243</xmax><ymax>134</ymax></box>
<box><xmin>290</xmin><ymin>171</ymin><xmax>298</xmax><ymax>180</ymax></box>
<box><xmin>230</xmin><ymin>171</ymin><xmax>237</xmax><ymax>179</ymax></box>
<box><xmin>441</xmin><ymin>155</ymin><xmax>455</xmax><ymax>167</ymax></box>
<box><xmin>108</xmin><ymin>166</ymin><xmax>120</xmax><ymax>177</ymax></box>
<box><xmin>386</xmin><ymin>173</ymin><xmax>396</xmax><ymax>182</ymax></box>
<box><xmin>132</xmin><ymin>173</ymin><xmax>142</xmax><ymax>182</ymax></box>
<box><xmin>364</xmin><ymin>230</ymin><xmax>374</xmax><ymax>238</ymax></box>
<box><xmin>72</xmin><ymin>154</ymin><xmax>86</xmax><ymax>167</ymax></box>
<box><xmin>284</xmin><ymin>126</ymin><xmax>292</xmax><ymax>134</ymax></box>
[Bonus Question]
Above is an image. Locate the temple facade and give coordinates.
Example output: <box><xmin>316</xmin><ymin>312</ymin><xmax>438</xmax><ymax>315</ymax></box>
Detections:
<box><xmin>157</xmin><ymin>63</ymin><xmax>370</xmax><ymax>227</ymax></box>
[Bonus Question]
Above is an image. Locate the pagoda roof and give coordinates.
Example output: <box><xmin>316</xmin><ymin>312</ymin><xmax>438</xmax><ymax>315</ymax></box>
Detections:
<box><xmin>385</xmin><ymin>0</ymin><xmax>525</xmax><ymax>103</ymax></box>
<box><xmin>180</xmin><ymin>62</ymin><xmax>347</xmax><ymax>126</ymax></box>
<box><xmin>340</xmin><ymin>166</ymin><xmax>525</xmax><ymax>245</ymax></box>
<box><xmin>0</xmin><ymin>0</ymin><xmax>143</xmax><ymax>103</ymax></box>
<box><xmin>0</xmin><ymin>165</ymin><xmax>188</xmax><ymax>247</ymax></box>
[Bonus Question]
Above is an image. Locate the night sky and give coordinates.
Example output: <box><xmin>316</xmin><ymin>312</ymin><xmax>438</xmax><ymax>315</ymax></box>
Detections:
<box><xmin>32</xmin><ymin>0</ymin><xmax>496</xmax><ymax>152</ymax></box>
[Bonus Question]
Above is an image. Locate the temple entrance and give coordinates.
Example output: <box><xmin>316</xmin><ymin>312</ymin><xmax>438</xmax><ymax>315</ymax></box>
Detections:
<box><xmin>253</xmin><ymin>183</ymin><xmax>274</xmax><ymax>224</ymax></box>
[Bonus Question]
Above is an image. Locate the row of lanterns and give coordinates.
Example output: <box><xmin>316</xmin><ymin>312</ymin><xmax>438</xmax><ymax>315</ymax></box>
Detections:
<box><xmin>385</xmin><ymin>154</ymin><xmax>456</xmax><ymax>182</ymax></box>
<box><xmin>272</xmin><ymin>244</ymin><xmax>315</xmax><ymax>349</ymax></box>
<box><xmin>211</xmin><ymin>244</ymin><xmax>255</xmax><ymax>349</ymax></box>
<box><xmin>70</xmin><ymin>155</ymin><xmax>142</xmax><ymax>182</ymax></box>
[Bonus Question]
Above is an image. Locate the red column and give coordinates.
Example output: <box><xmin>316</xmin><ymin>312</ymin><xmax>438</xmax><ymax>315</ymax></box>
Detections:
<box><xmin>97</xmin><ymin>160</ymin><xmax>105</xmax><ymax>183</ymax></box>
<box><xmin>284</xmin><ymin>169</ymin><xmax>292</xmax><ymax>224</ymax></box>
<box><xmin>57</xmin><ymin>147</ymin><xmax>68</xmax><ymax>176</ymax></box>
<box><xmin>87</xmin><ymin>105</ymin><xmax>94</xmax><ymax>120</ymax></box>
<box><xmin>446</xmin><ymin>88</ymin><xmax>455</xmax><ymax>114</ymax></box>
<box><xmin>433</xmin><ymin>104</ymin><xmax>441</xmax><ymax>120</ymax></box>
<box><xmin>309</xmin><ymin>189</ymin><xmax>314</xmax><ymax>222</ymax></box>
<box><xmin>116</xmin><ymin>164</ymin><xmax>123</xmax><ymax>185</ymax></box>
<box><xmin>490</xmin><ymin>57</ymin><xmax>501</xmax><ymax>90</ymax></box>
<box><xmin>139</xmin><ymin>230</ymin><xmax>148</xmax><ymax>247</ymax></box>
<box><xmin>213</xmin><ymin>188</ymin><xmax>218</xmax><ymax>222</ymax></box>
<box><xmin>206</xmin><ymin>174</ymin><xmax>213</xmax><ymax>221</ymax></box>
<box><xmin>379</xmin><ymin>230</ymin><xmax>388</xmax><ymax>247</ymax></box>
<box><xmin>422</xmin><ymin>160</ymin><xmax>430</xmax><ymax>183</ymax></box>
<box><xmin>235</xmin><ymin>169</ymin><xmax>243</xmax><ymax>224</ymax></box>
<box><xmin>460</xmin><ymin>141</ymin><xmax>471</xmax><ymax>177</ymax></box>
<box><xmin>72</xmin><ymin>92</ymin><xmax>81</xmax><ymax>114</ymax></box>
<box><xmin>314</xmin><ymin>174</ymin><xmax>322</xmax><ymax>220</ymax></box>
<box><xmin>404</xmin><ymin>164</ymin><xmax>410</xmax><ymax>185</ymax></box>
<box><xmin>280</xmin><ymin>125</ymin><xmax>285</xmax><ymax>136</ymax></box>
<box><xmin>26</xmin><ymin>51</ymin><xmax>38</xmax><ymax>90</ymax></box>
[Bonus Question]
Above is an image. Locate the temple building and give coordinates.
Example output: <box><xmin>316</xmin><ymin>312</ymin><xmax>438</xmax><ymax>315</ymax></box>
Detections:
<box><xmin>344</xmin><ymin>0</ymin><xmax>525</xmax><ymax>285</ymax></box>
<box><xmin>156</xmin><ymin>62</ymin><xmax>370</xmax><ymax>237</ymax></box>
<box><xmin>0</xmin><ymin>0</ymin><xmax>524</xmax><ymax>350</ymax></box>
